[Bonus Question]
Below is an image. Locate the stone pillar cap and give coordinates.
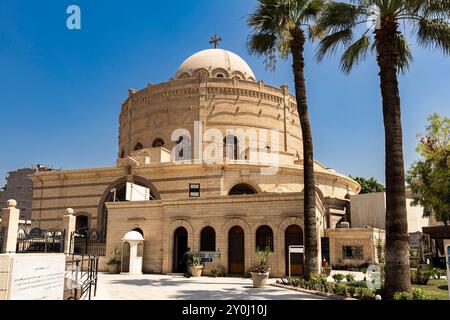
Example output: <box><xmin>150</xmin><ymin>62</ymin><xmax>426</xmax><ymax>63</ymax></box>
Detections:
<box><xmin>66</xmin><ymin>208</ymin><xmax>74</xmax><ymax>215</ymax></box>
<box><xmin>7</xmin><ymin>199</ymin><xmax>17</xmax><ymax>208</ymax></box>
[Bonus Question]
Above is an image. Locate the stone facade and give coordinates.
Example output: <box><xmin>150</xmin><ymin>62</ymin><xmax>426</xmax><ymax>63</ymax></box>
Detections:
<box><xmin>0</xmin><ymin>165</ymin><xmax>55</xmax><ymax>221</ymax></box>
<box><xmin>30</xmin><ymin>49</ymin><xmax>360</xmax><ymax>276</ymax></box>
<box><xmin>327</xmin><ymin>227</ymin><xmax>385</xmax><ymax>267</ymax></box>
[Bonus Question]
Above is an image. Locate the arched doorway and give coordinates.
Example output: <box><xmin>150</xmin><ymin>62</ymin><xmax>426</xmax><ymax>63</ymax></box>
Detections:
<box><xmin>173</xmin><ymin>227</ymin><xmax>188</xmax><ymax>273</ymax></box>
<box><xmin>285</xmin><ymin>225</ymin><xmax>304</xmax><ymax>276</ymax></box>
<box><xmin>228</xmin><ymin>226</ymin><xmax>245</xmax><ymax>275</ymax></box>
<box><xmin>75</xmin><ymin>215</ymin><xmax>89</xmax><ymax>233</ymax></box>
<box><xmin>122</xmin><ymin>242</ymin><xmax>130</xmax><ymax>273</ymax></box>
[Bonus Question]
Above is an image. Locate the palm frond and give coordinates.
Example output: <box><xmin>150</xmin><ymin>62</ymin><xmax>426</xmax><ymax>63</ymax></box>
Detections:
<box><xmin>417</xmin><ymin>0</ymin><xmax>450</xmax><ymax>19</ymax></box>
<box><xmin>417</xmin><ymin>17</ymin><xmax>450</xmax><ymax>55</ymax></box>
<box><xmin>340</xmin><ymin>35</ymin><xmax>372</xmax><ymax>73</ymax></box>
<box><xmin>316</xmin><ymin>1</ymin><xmax>369</xmax><ymax>34</ymax></box>
<box><xmin>316</xmin><ymin>28</ymin><xmax>354</xmax><ymax>61</ymax></box>
<box><xmin>395</xmin><ymin>33</ymin><xmax>414</xmax><ymax>73</ymax></box>
<box><xmin>247</xmin><ymin>33</ymin><xmax>278</xmax><ymax>56</ymax></box>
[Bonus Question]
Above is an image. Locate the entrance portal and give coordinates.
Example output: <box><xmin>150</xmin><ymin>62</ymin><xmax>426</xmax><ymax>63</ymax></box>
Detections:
<box><xmin>122</xmin><ymin>242</ymin><xmax>130</xmax><ymax>273</ymax></box>
<box><xmin>173</xmin><ymin>227</ymin><xmax>188</xmax><ymax>273</ymax></box>
<box><xmin>285</xmin><ymin>225</ymin><xmax>304</xmax><ymax>276</ymax></box>
<box><xmin>228</xmin><ymin>226</ymin><xmax>245</xmax><ymax>275</ymax></box>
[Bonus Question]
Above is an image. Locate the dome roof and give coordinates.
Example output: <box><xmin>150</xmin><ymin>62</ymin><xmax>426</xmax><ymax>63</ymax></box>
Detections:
<box><xmin>122</xmin><ymin>231</ymin><xmax>144</xmax><ymax>241</ymax></box>
<box><xmin>176</xmin><ymin>49</ymin><xmax>256</xmax><ymax>80</ymax></box>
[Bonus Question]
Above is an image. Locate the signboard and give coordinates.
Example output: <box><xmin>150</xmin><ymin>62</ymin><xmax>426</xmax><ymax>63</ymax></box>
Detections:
<box><xmin>126</xmin><ymin>182</ymin><xmax>150</xmax><ymax>201</ymax></box>
<box><xmin>189</xmin><ymin>183</ymin><xmax>200</xmax><ymax>197</ymax></box>
<box><xmin>201</xmin><ymin>258</ymin><xmax>213</xmax><ymax>263</ymax></box>
<box><xmin>8</xmin><ymin>254</ymin><xmax>66</xmax><ymax>300</ymax></box>
<box><xmin>289</xmin><ymin>245</ymin><xmax>304</xmax><ymax>254</ymax></box>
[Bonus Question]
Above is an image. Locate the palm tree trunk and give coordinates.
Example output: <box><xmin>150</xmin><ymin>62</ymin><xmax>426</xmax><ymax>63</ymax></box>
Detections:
<box><xmin>376</xmin><ymin>18</ymin><xmax>411</xmax><ymax>299</ymax></box>
<box><xmin>290</xmin><ymin>28</ymin><xmax>319</xmax><ymax>277</ymax></box>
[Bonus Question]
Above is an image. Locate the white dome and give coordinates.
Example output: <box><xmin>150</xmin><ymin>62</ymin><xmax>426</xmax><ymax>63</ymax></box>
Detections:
<box><xmin>122</xmin><ymin>231</ymin><xmax>144</xmax><ymax>241</ymax></box>
<box><xmin>176</xmin><ymin>49</ymin><xmax>256</xmax><ymax>80</ymax></box>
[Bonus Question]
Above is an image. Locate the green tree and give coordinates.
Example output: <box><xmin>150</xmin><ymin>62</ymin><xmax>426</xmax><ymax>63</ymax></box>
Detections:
<box><xmin>247</xmin><ymin>0</ymin><xmax>325</xmax><ymax>276</ymax></box>
<box><xmin>314</xmin><ymin>0</ymin><xmax>450</xmax><ymax>299</ymax></box>
<box><xmin>406</xmin><ymin>113</ymin><xmax>450</xmax><ymax>226</ymax></box>
<box><xmin>350</xmin><ymin>176</ymin><xmax>386</xmax><ymax>194</ymax></box>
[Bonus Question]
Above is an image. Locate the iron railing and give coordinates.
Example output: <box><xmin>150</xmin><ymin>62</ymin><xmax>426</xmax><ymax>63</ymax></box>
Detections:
<box><xmin>71</xmin><ymin>230</ymin><xmax>106</xmax><ymax>256</ymax></box>
<box><xmin>64</xmin><ymin>254</ymin><xmax>99</xmax><ymax>300</ymax></box>
<box><xmin>16</xmin><ymin>228</ymin><xmax>65</xmax><ymax>253</ymax></box>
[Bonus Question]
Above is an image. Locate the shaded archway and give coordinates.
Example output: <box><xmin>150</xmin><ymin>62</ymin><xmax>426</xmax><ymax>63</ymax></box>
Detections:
<box><xmin>133</xmin><ymin>228</ymin><xmax>144</xmax><ymax>237</ymax></box>
<box><xmin>75</xmin><ymin>215</ymin><xmax>89</xmax><ymax>233</ymax></box>
<box><xmin>200</xmin><ymin>226</ymin><xmax>216</xmax><ymax>252</ymax></box>
<box><xmin>229</xmin><ymin>183</ymin><xmax>257</xmax><ymax>196</ymax></box>
<box><xmin>152</xmin><ymin>138</ymin><xmax>165</xmax><ymax>147</ymax></box>
<box><xmin>228</xmin><ymin>226</ymin><xmax>245</xmax><ymax>275</ymax></box>
<box><xmin>285</xmin><ymin>225</ymin><xmax>304</xmax><ymax>276</ymax></box>
<box><xmin>134</xmin><ymin>143</ymin><xmax>143</xmax><ymax>151</ymax></box>
<box><xmin>174</xmin><ymin>227</ymin><xmax>188</xmax><ymax>273</ymax></box>
<box><xmin>97</xmin><ymin>176</ymin><xmax>160</xmax><ymax>233</ymax></box>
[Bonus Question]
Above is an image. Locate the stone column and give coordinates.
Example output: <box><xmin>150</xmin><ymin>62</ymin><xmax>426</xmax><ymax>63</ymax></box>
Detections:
<box><xmin>1</xmin><ymin>200</ymin><xmax>20</xmax><ymax>253</ymax></box>
<box><xmin>62</xmin><ymin>208</ymin><xmax>76</xmax><ymax>254</ymax></box>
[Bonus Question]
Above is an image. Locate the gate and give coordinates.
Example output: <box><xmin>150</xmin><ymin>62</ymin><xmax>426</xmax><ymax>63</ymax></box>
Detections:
<box><xmin>16</xmin><ymin>228</ymin><xmax>65</xmax><ymax>253</ymax></box>
<box><xmin>71</xmin><ymin>229</ymin><xmax>106</xmax><ymax>256</ymax></box>
<box><xmin>64</xmin><ymin>254</ymin><xmax>99</xmax><ymax>300</ymax></box>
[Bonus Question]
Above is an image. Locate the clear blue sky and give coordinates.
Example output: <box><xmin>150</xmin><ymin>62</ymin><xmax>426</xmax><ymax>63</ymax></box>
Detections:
<box><xmin>1</xmin><ymin>0</ymin><xmax>449</xmax><ymax>185</ymax></box>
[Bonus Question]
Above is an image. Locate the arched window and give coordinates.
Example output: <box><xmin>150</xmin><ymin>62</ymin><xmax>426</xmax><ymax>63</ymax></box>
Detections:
<box><xmin>152</xmin><ymin>138</ymin><xmax>165</xmax><ymax>148</ymax></box>
<box><xmin>229</xmin><ymin>184</ymin><xmax>257</xmax><ymax>196</ymax></box>
<box><xmin>256</xmin><ymin>225</ymin><xmax>274</xmax><ymax>252</ymax></box>
<box><xmin>120</xmin><ymin>150</ymin><xmax>125</xmax><ymax>158</ymax></box>
<box><xmin>223</xmin><ymin>135</ymin><xmax>239</xmax><ymax>160</ymax></box>
<box><xmin>134</xmin><ymin>143</ymin><xmax>143</xmax><ymax>151</ymax></box>
<box><xmin>216</xmin><ymin>74</ymin><xmax>224</xmax><ymax>78</ymax></box>
<box><xmin>200</xmin><ymin>227</ymin><xmax>216</xmax><ymax>251</ymax></box>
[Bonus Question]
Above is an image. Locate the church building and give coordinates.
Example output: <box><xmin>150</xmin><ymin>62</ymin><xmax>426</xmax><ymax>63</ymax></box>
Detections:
<box><xmin>30</xmin><ymin>47</ymin><xmax>360</xmax><ymax>277</ymax></box>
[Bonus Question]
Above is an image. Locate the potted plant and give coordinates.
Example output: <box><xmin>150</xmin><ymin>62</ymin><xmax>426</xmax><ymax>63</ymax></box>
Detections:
<box><xmin>106</xmin><ymin>247</ymin><xmax>121</xmax><ymax>274</ymax></box>
<box><xmin>210</xmin><ymin>265</ymin><xmax>225</xmax><ymax>277</ymax></box>
<box><xmin>249</xmin><ymin>247</ymin><xmax>272</xmax><ymax>288</ymax></box>
<box><xmin>189</xmin><ymin>254</ymin><xmax>204</xmax><ymax>277</ymax></box>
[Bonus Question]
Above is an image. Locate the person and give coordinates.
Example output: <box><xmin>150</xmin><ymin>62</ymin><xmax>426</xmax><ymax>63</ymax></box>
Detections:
<box><xmin>179</xmin><ymin>247</ymin><xmax>193</xmax><ymax>278</ymax></box>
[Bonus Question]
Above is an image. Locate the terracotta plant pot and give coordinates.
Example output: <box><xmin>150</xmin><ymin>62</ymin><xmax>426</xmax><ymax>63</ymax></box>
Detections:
<box><xmin>107</xmin><ymin>263</ymin><xmax>121</xmax><ymax>274</ymax></box>
<box><xmin>190</xmin><ymin>266</ymin><xmax>203</xmax><ymax>277</ymax></box>
<box><xmin>250</xmin><ymin>272</ymin><xmax>270</xmax><ymax>288</ymax></box>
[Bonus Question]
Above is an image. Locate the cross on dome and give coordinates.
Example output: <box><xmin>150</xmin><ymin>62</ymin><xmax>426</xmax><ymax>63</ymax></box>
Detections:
<box><xmin>209</xmin><ymin>34</ymin><xmax>222</xmax><ymax>48</ymax></box>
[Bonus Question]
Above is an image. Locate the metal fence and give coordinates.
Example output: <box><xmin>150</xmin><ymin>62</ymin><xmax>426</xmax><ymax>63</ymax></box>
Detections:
<box><xmin>71</xmin><ymin>230</ymin><xmax>106</xmax><ymax>256</ymax></box>
<box><xmin>16</xmin><ymin>228</ymin><xmax>65</xmax><ymax>253</ymax></box>
<box><xmin>64</xmin><ymin>254</ymin><xmax>99</xmax><ymax>300</ymax></box>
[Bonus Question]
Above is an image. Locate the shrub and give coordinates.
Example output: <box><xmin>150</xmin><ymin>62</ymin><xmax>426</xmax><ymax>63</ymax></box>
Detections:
<box><xmin>411</xmin><ymin>269</ymin><xmax>429</xmax><ymax>285</ymax></box>
<box><xmin>394</xmin><ymin>289</ymin><xmax>429</xmax><ymax>300</ymax></box>
<box><xmin>357</xmin><ymin>287</ymin><xmax>376</xmax><ymax>300</ymax></box>
<box><xmin>345</xmin><ymin>274</ymin><xmax>355</xmax><ymax>282</ymax></box>
<box><xmin>210</xmin><ymin>265</ymin><xmax>225</xmax><ymax>277</ymax></box>
<box><xmin>332</xmin><ymin>274</ymin><xmax>345</xmax><ymax>283</ymax></box>
<box><xmin>248</xmin><ymin>247</ymin><xmax>272</xmax><ymax>273</ymax></box>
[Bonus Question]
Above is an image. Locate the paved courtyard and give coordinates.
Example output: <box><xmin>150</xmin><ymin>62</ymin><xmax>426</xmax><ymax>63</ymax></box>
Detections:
<box><xmin>93</xmin><ymin>273</ymin><xmax>329</xmax><ymax>300</ymax></box>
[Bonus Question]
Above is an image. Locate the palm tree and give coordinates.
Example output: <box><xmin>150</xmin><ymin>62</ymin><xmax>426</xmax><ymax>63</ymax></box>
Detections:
<box><xmin>314</xmin><ymin>0</ymin><xmax>450</xmax><ymax>298</ymax></box>
<box><xmin>247</xmin><ymin>0</ymin><xmax>325</xmax><ymax>277</ymax></box>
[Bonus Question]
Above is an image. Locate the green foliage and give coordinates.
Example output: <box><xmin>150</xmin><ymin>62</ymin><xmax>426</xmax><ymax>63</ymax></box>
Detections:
<box><xmin>249</xmin><ymin>247</ymin><xmax>272</xmax><ymax>273</ymax></box>
<box><xmin>349</xmin><ymin>176</ymin><xmax>385</xmax><ymax>194</ymax></box>
<box><xmin>247</xmin><ymin>0</ymin><xmax>326</xmax><ymax>70</ymax></box>
<box><xmin>411</xmin><ymin>269</ymin><xmax>430</xmax><ymax>285</ymax></box>
<box><xmin>210</xmin><ymin>265</ymin><xmax>225</xmax><ymax>277</ymax></box>
<box><xmin>394</xmin><ymin>288</ymin><xmax>429</xmax><ymax>300</ymax></box>
<box><xmin>332</xmin><ymin>273</ymin><xmax>345</xmax><ymax>283</ymax></box>
<box><xmin>192</xmin><ymin>255</ymin><xmax>203</xmax><ymax>267</ymax></box>
<box><xmin>345</xmin><ymin>274</ymin><xmax>355</xmax><ymax>282</ymax></box>
<box><xmin>406</xmin><ymin>113</ymin><xmax>450</xmax><ymax>226</ymax></box>
<box><xmin>314</xmin><ymin>1</ymin><xmax>450</xmax><ymax>73</ymax></box>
